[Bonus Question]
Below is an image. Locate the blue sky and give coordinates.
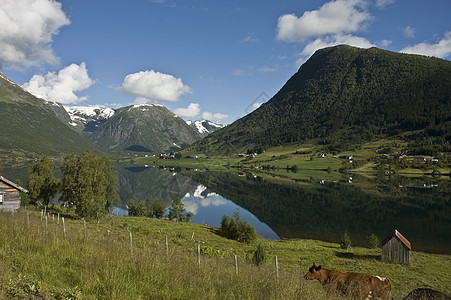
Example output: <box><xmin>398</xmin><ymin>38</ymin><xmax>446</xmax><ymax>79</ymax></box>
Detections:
<box><xmin>1</xmin><ymin>0</ymin><xmax>450</xmax><ymax>124</ymax></box>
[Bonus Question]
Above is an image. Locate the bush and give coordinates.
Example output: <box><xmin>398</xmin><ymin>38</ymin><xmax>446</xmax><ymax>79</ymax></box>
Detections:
<box><xmin>220</xmin><ymin>210</ymin><xmax>257</xmax><ymax>243</ymax></box>
<box><xmin>340</xmin><ymin>231</ymin><xmax>352</xmax><ymax>250</ymax></box>
<box><xmin>252</xmin><ymin>244</ymin><xmax>266</xmax><ymax>266</ymax></box>
<box><xmin>367</xmin><ymin>233</ymin><xmax>380</xmax><ymax>249</ymax></box>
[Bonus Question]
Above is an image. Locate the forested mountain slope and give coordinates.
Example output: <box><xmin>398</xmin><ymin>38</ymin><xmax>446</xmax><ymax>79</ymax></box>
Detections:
<box><xmin>189</xmin><ymin>45</ymin><xmax>451</xmax><ymax>155</ymax></box>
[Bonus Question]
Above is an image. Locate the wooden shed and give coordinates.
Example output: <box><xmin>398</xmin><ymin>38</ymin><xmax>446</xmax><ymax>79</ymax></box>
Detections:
<box><xmin>381</xmin><ymin>229</ymin><xmax>411</xmax><ymax>264</ymax></box>
<box><xmin>0</xmin><ymin>176</ymin><xmax>28</xmax><ymax>211</ymax></box>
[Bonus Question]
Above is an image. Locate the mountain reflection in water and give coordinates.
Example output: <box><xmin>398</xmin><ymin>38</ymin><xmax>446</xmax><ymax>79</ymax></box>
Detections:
<box><xmin>114</xmin><ymin>165</ymin><xmax>279</xmax><ymax>239</ymax></box>
<box><xmin>116</xmin><ymin>165</ymin><xmax>450</xmax><ymax>254</ymax></box>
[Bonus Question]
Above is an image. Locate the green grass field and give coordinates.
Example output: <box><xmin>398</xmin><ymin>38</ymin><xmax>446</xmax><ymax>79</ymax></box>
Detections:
<box><xmin>1</xmin><ymin>209</ymin><xmax>449</xmax><ymax>299</ymax></box>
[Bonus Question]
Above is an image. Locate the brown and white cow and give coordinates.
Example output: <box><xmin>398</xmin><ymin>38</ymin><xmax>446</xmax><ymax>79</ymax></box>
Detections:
<box><xmin>304</xmin><ymin>262</ymin><xmax>391</xmax><ymax>300</ymax></box>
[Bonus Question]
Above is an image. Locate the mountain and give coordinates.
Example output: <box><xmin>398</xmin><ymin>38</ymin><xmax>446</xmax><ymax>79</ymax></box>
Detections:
<box><xmin>64</xmin><ymin>105</ymin><xmax>115</xmax><ymax>134</ymax></box>
<box><xmin>89</xmin><ymin>104</ymin><xmax>202</xmax><ymax>153</ymax></box>
<box><xmin>0</xmin><ymin>72</ymin><xmax>96</xmax><ymax>157</ymax></box>
<box><xmin>188</xmin><ymin>45</ymin><xmax>451</xmax><ymax>155</ymax></box>
<box><xmin>186</xmin><ymin>120</ymin><xmax>223</xmax><ymax>137</ymax></box>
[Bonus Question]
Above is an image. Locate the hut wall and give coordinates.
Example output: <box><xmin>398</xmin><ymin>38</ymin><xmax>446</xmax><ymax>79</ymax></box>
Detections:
<box><xmin>0</xmin><ymin>181</ymin><xmax>21</xmax><ymax>211</ymax></box>
<box><xmin>381</xmin><ymin>237</ymin><xmax>410</xmax><ymax>264</ymax></box>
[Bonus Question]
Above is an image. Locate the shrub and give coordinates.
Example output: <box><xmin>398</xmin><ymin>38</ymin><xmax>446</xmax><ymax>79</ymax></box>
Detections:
<box><xmin>340</xmin><ymin>231</ymin><xmax>352</xmax><ymax>250</ymax></box>
<box><xmin>220</xmin><ymin>210</ymin><xmax>257</xmax><ymax>243</ymax></box>
<box><xmin>252</xmin><ymin>244</ymin><xmax>266</xmax><ymax>266</ymax></box>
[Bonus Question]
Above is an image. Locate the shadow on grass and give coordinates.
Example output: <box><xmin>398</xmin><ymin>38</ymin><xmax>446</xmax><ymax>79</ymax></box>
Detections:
<box><xmin>335</xmin><ymin>251</ymin><xmax>380</xmax><ymax>261</ymax></box>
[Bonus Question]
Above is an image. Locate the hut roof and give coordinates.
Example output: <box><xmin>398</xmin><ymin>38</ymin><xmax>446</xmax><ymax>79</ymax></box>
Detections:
<box><xmin>381</xmin><ymin>229</ymin><xmax>411</xmax><ymax>250</ymax></box>
<box><xmin>0</xmin><ymin>176</ymin><xmax>28</xmax><ymax>193</ymax></box>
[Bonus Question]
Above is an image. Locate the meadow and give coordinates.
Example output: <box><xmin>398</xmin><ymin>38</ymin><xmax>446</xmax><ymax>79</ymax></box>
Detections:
<box><xmin>0</xmin><ymin>209</ymin><xmax>450</xmax><ymax>299</ymax></box>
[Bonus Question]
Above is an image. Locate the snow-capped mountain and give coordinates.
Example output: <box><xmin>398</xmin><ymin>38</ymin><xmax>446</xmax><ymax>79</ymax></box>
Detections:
<box><xmin>186</xmin><ymin>120</ymin><xmax>223</xmax><ymax>136</ymax></box>
<box><xmin>64</xmin><ymin>105</ymin><xmax>115</xmax><ymax>132</ymax></box>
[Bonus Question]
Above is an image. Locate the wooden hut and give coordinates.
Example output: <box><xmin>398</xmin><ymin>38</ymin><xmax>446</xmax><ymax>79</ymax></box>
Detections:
<box><xmin>0</xmin><ymin>176</ymin><xmax>28</xmax><ymax>211</ymax></box>
<box><xmin>381</xmin><ymin>229</ymin><xmax>411</xmax><ymax>264</ymax></box>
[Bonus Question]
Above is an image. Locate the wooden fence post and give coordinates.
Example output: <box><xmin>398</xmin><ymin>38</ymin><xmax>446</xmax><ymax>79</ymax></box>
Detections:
<box><xmin>165</xmin><ymin>235</ymin><xmax>168</xmax><ymax>258</ymax></box>
<box><xmin>83</xmin><ymin>219</ymin><xmax>87</xmax><ymax>240</ymax></box>
<box><xmin>197</xmin><ymin>244</ymin><xmax>201</xmax><ymax>267</ymax></box>
<box><xmin>275</xmin><ymin>255</ymin><xmax>279</xmax><ymax>280</ymax></box>
<box><xmin>62</xmin><ymin>217</ymin><xmax>66</xmax><ymax>237</ymax></box>
<box><xmin>129</xmin><ymin>230</ymin><xmax>133</xmax><ymax>256</ymax></box>
<box><xmin>234</xmin><ymin>255</ymin><xmax>238</xmax><ymax>275</ymax></box>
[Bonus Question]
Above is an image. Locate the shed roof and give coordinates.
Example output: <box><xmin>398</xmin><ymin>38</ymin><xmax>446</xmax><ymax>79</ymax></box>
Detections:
<box><xmin>381</xmin><ymin>229</ymin><xmax>411</xmax><ymax>250</ymax></box>
<box><xmin>0</xmin><ymin>176</ymin><xmax>28</xmax><ymax>193</ymax></box>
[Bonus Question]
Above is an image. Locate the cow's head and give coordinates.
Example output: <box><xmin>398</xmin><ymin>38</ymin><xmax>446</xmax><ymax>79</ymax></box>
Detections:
<box><xmin>304</xmin><ymin>262</ymin><xmax>322</xmax><ymax>280</ymax></box>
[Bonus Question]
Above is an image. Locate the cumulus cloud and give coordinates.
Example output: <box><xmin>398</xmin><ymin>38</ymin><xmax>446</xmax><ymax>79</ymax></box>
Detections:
<box><xmin>174</xmin><ymin>102</ymin><xmax>228</xmax><ymax>122</ymax></box>
<box><xmin>0</xmin><ymin>0</ymin><xmax>70</xmax><ymax>69</ymax></box>
<box><xmin>400</xmin><ymin>32</ymin><xmax>451</xmax><ymax>59</ymax></box>
<box><xmin>300</xmin><ymin>34</ymin><xmax>375</xmax><ymax>57</ymax></box>
<box><xmin>403</xmin><ymin>26</ymin><xmax>415</xmax><ymax>38</ymax></box>
<box><xmin>22</xmin><ymin>62</ymin><xmax>94</xmax><ymax>104</ymax></box>
<box><xmin>276</xmin><ymin>0</ymin><xmax>370</xmax><ymax>42</ymax></box>
<box><xmin>201</xmin><ymin>111</ymin><xmax>228</xmax><ymax>121</ymax></box>
<box><xmin>121</xmin><ymin>70</ymin><xmax>191</xmax><ymax>102</ymax></box>
<box><xmin>174</xmin><ymin>103</ymin><xmax>201</xmax><ymax>118</ymax></box>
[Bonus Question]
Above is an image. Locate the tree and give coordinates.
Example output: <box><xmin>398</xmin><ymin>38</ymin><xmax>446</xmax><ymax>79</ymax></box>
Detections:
<box><xmin>367</xmin><ymin>233</ymin><xmax>380</xmax><ymax>249</ymax></box>
<box><xmin>27</xmin><ymin>156</ymin><xmax>59</xmax><ymax>207</ymax></box>
<box><xmin>167</xmin><ymin>198</ymin><xmax>193</xmax><ymax>222</ymax></box>
<box><xmin>145</xmin><ymin>196</ymin><xmax>166</xmax><ymax>219</ymax></box>
<box><xmin>61</xmin><ymin>151</ymin><xmax>119</xmax><ymax>219</ymax></box>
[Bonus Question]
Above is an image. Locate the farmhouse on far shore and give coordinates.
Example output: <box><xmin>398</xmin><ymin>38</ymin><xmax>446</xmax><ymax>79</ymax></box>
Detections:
<box><xmin>0</xmin><ymin>176</ymin><xmax>28</xmax><ymax>211</ymax></box>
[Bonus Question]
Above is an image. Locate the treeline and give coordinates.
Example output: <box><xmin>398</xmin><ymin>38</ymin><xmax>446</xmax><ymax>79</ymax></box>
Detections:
<box><xmin>189</xmin><ymin>45</ymin><xmax>451</xmax><ymax>155</ymax></box>
<box><xmin>128</xmin><ymin>197</ymin><xmax>193</xmax><ymax>222</ymax></box>
<box><xmin>26</xmin><ymin>151</ymin><xmax>119</xmax><ymax>219</ymax></box>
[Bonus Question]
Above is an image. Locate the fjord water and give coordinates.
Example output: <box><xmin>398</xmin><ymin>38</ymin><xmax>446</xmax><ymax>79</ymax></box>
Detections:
<box><xmin>116</xmin><ymin>164</ymin><xmax>450</xmax><ymax>254</ymax></box>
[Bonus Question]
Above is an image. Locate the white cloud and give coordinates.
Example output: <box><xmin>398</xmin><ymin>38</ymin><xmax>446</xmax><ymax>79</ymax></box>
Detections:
<box><xmin>174</xmin><ymin>103</ymin><xmax>201</xmax><ymax>118</ymax></box>
<box><xmin>121</xmin><ymin>70</ymin><xmax>191</xmax><ymax>102</ymax></box>
<box><xmin>201</xmin><ymin>111</ymin><xmax>228</xmax><ymax>121</ymax></box>
<box><xmin>22</xmin><ymin>62</ymin><xmax>94</xmax><ymax>104</ymax></box>
<box><xmin>0</xmin><ymin>0</ymin><xmax>70</xmax><ymax>69</ymax></box>
<box><xmin>379</xmin><ymin>39</ymin><xmax>392</xmax><ymax>47</ymax></box>
<box><xmin>403</xmin><ymin>26</ymin><xmax>415</xmax><ymax>38</ymax></box>
<box><xmin>400</xmin><ymin>32</ymin><xmax>451</xmax><ymax>58</ymax></box>
<box><xmin>375</xmin><ymin>0</ymin><xmax>395</xmax><ymax>7</ymax></box>
<box><xmin>301</xmin><ymin>34</ymin><xmax>375</xmax><ymax>57</ymax></box>
<box><xmin>276</xmin><ymin>0</ymin><xmax>370</xmax><ymax>42</ymax></box>
<box><xmin>258</xmin><ymin>66</ymin><xmax>277</xmax><ymax>73</ymax></box>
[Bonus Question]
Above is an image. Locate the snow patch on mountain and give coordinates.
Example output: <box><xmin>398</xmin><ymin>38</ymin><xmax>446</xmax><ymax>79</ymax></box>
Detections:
<box><xmin>187</xmin><ymin>120</ymin><xmax>223</xmax><ymax>135</ymax></box>
<box><xmin>64</xmin><ymin>105</ymin><xmax>115</xmax><ymax>127</ymax></box>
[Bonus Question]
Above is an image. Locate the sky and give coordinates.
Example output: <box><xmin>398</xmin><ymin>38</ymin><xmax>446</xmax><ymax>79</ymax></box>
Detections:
<box><xmin>1</xmin><ymin>0</ymin><xmax>450</xmax><ymax>125</ymax></box>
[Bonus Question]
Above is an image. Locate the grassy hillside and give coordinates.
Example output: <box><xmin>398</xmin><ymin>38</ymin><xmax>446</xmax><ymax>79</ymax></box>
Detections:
<box><xmin>0</xmin><ymin>72</ymin><xmax>96</xmax><ymax>159</ymax></box>
<box><xmin>188</xmin><ymin>45</ymin><xmax>451</xmax><ymax>156</ymax></box>
<box><xmin>0</xmin><ymin>210</ymin><xmax>449</xmax><ymax>299</ymax></box>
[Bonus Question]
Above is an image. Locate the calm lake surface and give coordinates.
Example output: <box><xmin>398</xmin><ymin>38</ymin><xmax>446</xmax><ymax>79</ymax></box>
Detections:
<box><xmin>115</xmin><ymin>164</ymin><xmax>451</xmax><ymax>254</ymax></box>
<box><xmin>4</xmin><ymin>162</ymin><xmax>450</xmax><ymax>254</ymax></box>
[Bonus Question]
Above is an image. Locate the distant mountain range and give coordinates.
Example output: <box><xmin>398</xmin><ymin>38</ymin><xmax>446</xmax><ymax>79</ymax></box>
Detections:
<box><xmin>0</xmin><ymin>71</ymin><xmax>223</xmax><ymax>158</ymax></box>
<box><xmin>188</xmin><ymin>45</ymin><xmax>451</xmax><ymax>155</ymax></box>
